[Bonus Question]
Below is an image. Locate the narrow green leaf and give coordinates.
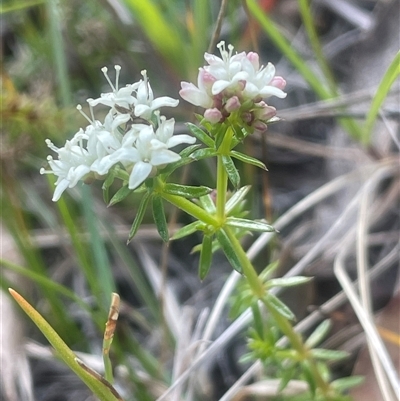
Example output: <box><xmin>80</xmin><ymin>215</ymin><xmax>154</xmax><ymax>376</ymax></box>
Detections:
<box><xmin>264</xmin><ymin>293</ymin><xmax>295</xmax><ymax>321</ymax></box>
<box><xmin>310</xmin><ymin>348</ymin><xmax>349</xmax><ymax>361</ymax></box>
<box><xmin>215</xmin><ymin>229</ymin><xmax>243</xmax><ymax>273</ymax></box>
<box><xmin>190</xmin><ymin>147</ymin><xmax>217</xmax><ymax>160</ymax></box>
<box><xmin>214</xmin><ymin>126</ymin><xmax>226</xmax><ymax>150</ymax></box>
<box><xmin>305</xmin><ymin>320</ymin><xmax>332</xmax><ymax>348</ymax></box>
<box><xmin>127</xmin><ymin>192</ymin><xmax>150</xmax><ymax>243</ymax></box>
<box><xmin>9</xmin><ymin>289</ymin><xmax>123</xmax><ymax>401</ymax></box>
<box><xmin>251</xmin><ymin>302</ymin><xmax>264</xmax><ymax>338</ymax></box>
<box><xmin>199</xmin><ymin>194</ymin><xmax>216</xmax><ymax>214</ymax></box>
<box><xmin>170</xmin><ymin>221</ymin><xmax>200</xmax><ymax>240</ymax></box>
<box><xmin>221</xmin><ymin>155</ymin><xmax>240</xmax><ymax>188</ymax></box>
<box><xmin>226</xmin><ymin>217</ymin><xmax>275</xmax><ymax>232</ymax></box>
<box><xmin>364</xmin><ymin>51</ymin><xmax>400</xmax><ymax>144</ymax></box>
<box><xmin>108</xmin><ymin>185</ymin><xmax>131</xmax><ymax>207</ymax></box>
<box><xmin>266</xmin><ymin>276</ymin><xmax>312</xmax><ymax>289</ymax></box>
<box><xmin>179</xmin><ymin>144</ymin><xmax>202</xmax><ymax>158</ymax></box>
<box><xmin>278</xmin><ymin>364</ymin><xmax>298</xmax><ymax>393</ymax></box>
<box><xmin>187</xmin><ymin>123</ymin><xmax>215</xmax><ymax>147</ymax></box>
<box><xmin>301</xmin><ymin>360</ymin><xmax>317</xmax><ymax>397</ymax></box>
<box><xmin>259</xmin><ymin>261</ymin><xmax>280</xmax><ymax>282</ymax></box>
<box><xmin>102</xmin><ymin>169</ymin><xmax>116</xmax><ymax>204</ymax></box>
<box><xmin>164</xmin><ymin>183</ymin><xmax>212</xmax><ymax>198</ymax></box>
<box><xmin>152</xmin><ymin>196</ymin><xmax>169</xmax><ymax>242</ymax></box>
<box><xmin>199</xmin><ymin>234</ymin><xmax>213</xmax><ymax>280</ymax></box>
<box><xmin>225</xmin><ymin>186</ymin><xmax>251</xmax><ymax>215</ymax></box>
<box><xmin>160</xmin><ymin>156</ymin><xmax>196</xmax><ymax>178</ymax></box>
<box><xmin>331</xmin><ymin>376</ymin><xmax>364</xmax><ymax>392</ymax></box>
<box><xmin>230</xmin><ymin>150</ymin><xmax>267</xmax><ymax>170</ymax></box>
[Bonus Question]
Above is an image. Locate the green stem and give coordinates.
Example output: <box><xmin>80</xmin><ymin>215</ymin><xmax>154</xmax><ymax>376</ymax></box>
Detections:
<box><xmin>224</xmin><ymin>227</ymin><xmax>265</xmax><ymax>298</ymax></box>
<box><xmin>161</xmin><ymin>191</ymin><xmax>218</xmax><ymax>227</ymax></box>
<box><xmin>216</xmin><ymin>126</ymin><xmax>234</xmax><ymax>222</ymax></box>
<box><xmin>216</xmin><ymin>155</ymin><xmax>227</xmax><ymax>222</ymax></box>
<box><xmin>265</xmin><ymin>298</ymin><xmax>330</xmax><ymax>394</ymax></box>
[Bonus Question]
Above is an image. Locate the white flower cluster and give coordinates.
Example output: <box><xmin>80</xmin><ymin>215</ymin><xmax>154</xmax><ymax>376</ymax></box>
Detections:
<box><xmin>180</xmin><ymin>41</ymin><xmax>287</xmax><ymax>132</ymax></box>
<box><xmin>41</xmin><ymin>66</ymin><xmax>195</xmax><ymax>201</ymax></box>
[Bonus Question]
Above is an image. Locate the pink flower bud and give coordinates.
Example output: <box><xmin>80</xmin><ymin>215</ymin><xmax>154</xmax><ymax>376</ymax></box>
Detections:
<box><xmin>270</xmin><ymin>76</ymin><xmax>287</xmax><ymax>90</ymax></box>
<box><xmin>204</xmin><ymin>108</ymin><xmax>223</xmax><ymax>124</ymax></box>
<box><xmin>225</xmin><ymin>96</ymin><xmax>241</xmax><ymax>112</ymax></box>
<box><xmin>199</xmin><ymin>69</ymin><xmax>216</xmax><ymax>90</ymax></box>
<box><xmin>246</xmin><ymin>52</ymin><xmax>260</xmax><ymax>70</ymax></box>
<box><xmin>252</xmin><ymin>120</ymin><xmax>268</xmax><ymax>134</ymax></box>
<box><xmin>254</xmin><ymin>102</ymin><xmax>277</xmax><ymax>120</ymax></box>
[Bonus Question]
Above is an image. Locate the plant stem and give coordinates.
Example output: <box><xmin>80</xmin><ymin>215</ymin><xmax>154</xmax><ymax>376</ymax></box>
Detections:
<box><xmin>161</xmin><ymin>192</ymin><xmax>218</xmax><ymax>227</ymax></box>
<box><xmin>216</xmin><ymin>126</ymin><xmax>234</xmax><ymax>222</ymax></box>
<box><xmin>265</xmin><ymin>298</ymin><xmax>331</xmax><ymax>394</ymax></box>
<box><xmin>216</xmin><ymin>155</ymin><xmax>227</xmax><ymax>222</ymax></box>
<box><xmin>224</xmin><ymin>227</ymin><xmax>265</xmax><ymax>297</ymax></box>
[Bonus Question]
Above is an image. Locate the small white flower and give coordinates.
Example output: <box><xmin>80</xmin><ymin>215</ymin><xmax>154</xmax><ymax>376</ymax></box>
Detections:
<box><xmin>88</xmin><ymin>65</ymin><xmax>137</xmax><ymax>111</ymax></box>
<box><xmin>133</xmin><ymin>70</ymin><xmax>179</xmax><ymax>120</ymax></box>
<box><xmin>40</xmin><ymin>134</ymin><xmax>93</xmax><ymax>201</ymax></box>
<box><xmin>76</xmin><ymin>105</ymin><xmax>123</xmax><ymax>176</ymax></box>
<box><xmin>204</xmin><ymin>42</ymin><xmax>248</xmax><ymax>96</ymax></box>
<box><xmin>179</xmin><ymin>68</ymin><xmax>215</xmax><ymax>108</ymax></box>
<box><xmin>109</xmin><ymin>125</ymin><xmax>181</xmax><ymax>190</ymax></box>
<box><xmin>155</xmin><ymin>115</ymin><xmax>196</xmax><ymax>148</ymax></box>
<box><xmin>241</xmin><ymin>60</ymin><xmax>287</xmax><ymax>100</ymax></box>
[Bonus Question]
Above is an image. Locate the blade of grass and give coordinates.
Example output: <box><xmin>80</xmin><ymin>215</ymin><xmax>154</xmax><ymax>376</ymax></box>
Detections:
<box><xmin>53</xmin><ymin>180</ymin><xmax>101</xmax><ymax>306</ymax></box>
<box><xmin>122</xmin><ymin>0</ymin><xmax>184</xmax><ymax>73</ymax></box>
<box><xmin>101</xmin><ymin>220</ymin><xmax>161</xmax><ymax>321</ymax></box>
<box><xmin>363</xmin><ymin>51</ymin><xmax>400</xmax><ymax>144</ymax></box>
<box><xmin>81</xmin><ymin>185</ymin><xmax>115</xmax><ymax>310</ymax></box>
<box><xmin>191</xmin><ymin>0</ymin><xmax>211</xmax><ymax>69</ymax></box>
<box><xmin>298</xmin><ymin>0</ymin><xmax>336</xmax><ymax>93</ymax></box>
<box><xmin>9</xmin><ymin>289</ymin><xmax>124</xmax><ymax>401</ymax></box>
<box><xmin>1</xmin><ymin>258</ymin><xmax>90</xmax><ymax>313</ymax></box>
<box><xmin>0</xmin><ymin>179</ymin><xmax>78</xmax><ymax>341</ymax></box>
<box><xmin>46</xmin><ymin>0</ymin><xmax>71</xmax><ymax>105</ymax></box>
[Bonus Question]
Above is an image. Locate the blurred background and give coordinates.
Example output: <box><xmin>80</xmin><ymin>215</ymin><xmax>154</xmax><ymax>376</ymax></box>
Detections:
<box><xmin>1</xmin><ymin>0</ymin><xmax>399</xmax><ymax>400</ymax></box>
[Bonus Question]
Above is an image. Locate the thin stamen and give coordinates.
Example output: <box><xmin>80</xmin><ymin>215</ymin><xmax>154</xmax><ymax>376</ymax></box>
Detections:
<box><xmin>115</xmin><ymin>65</ymin><xmax>121</xmax><ymax>91</ymax></box>
<box><xmin>85</xmin><ymin>100</ymin><xmax>96</xmax><ymax>123</ymax></box>
<box><xmin>45</xmin><ymin>139</ymin><xmax>59</xmax><ymax>153</ymax></box>
<box><xmin>101</xmin><ymin>67</ymin><xmax>116</xmax><ymax>92</ymax></box>
<box><xmin>77</xmin><ymin>104</ymin><xmax>94</xmax><ymax>125</ymax></box>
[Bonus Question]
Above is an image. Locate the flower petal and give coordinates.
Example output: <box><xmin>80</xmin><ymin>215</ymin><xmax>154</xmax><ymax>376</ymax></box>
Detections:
<box><xmin>128</xmin><ymin>161</ymin><xmax>153</xmax><ymax>190</ymax></box>
<box><xmin>166</xmin><ymin>134</ymin><xmax>196</xmax><ymax>148</ymax></box>
<box><xmin>150</xmin><ymin>149</ymin><xmax>181</xmax><ymax>166</ymax></box>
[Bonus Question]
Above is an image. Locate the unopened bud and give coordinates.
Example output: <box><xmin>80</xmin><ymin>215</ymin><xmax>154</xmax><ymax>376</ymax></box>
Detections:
<box><xmin>270</xmin><ymin>76</ymin><xmax>287</xmax><ymax>90</ymax></box>
<box><xmin>225</xmin><ymin>96</ymin><xmax>241</xmax><ymax>113</ymax></box>
<box><xmin>204</xmin><ymin>108</ymin><xmax>223</xmax><ymax>124</ymax></box>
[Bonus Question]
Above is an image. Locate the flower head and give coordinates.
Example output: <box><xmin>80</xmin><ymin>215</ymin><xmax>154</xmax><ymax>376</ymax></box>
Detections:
<box><xmin>180</xmin><ymin>41</ymin><xmax>286</xmax><ymax>131</ymax></box>
<box><xmin>42</xmin><ymin>66</ymin><xmax>194</xmax><ymax>200</ymax></box>
<box><xmin>40</xmin><ymin>134</ymin><xmax>93</xmax><ymax>201</ymax></box>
